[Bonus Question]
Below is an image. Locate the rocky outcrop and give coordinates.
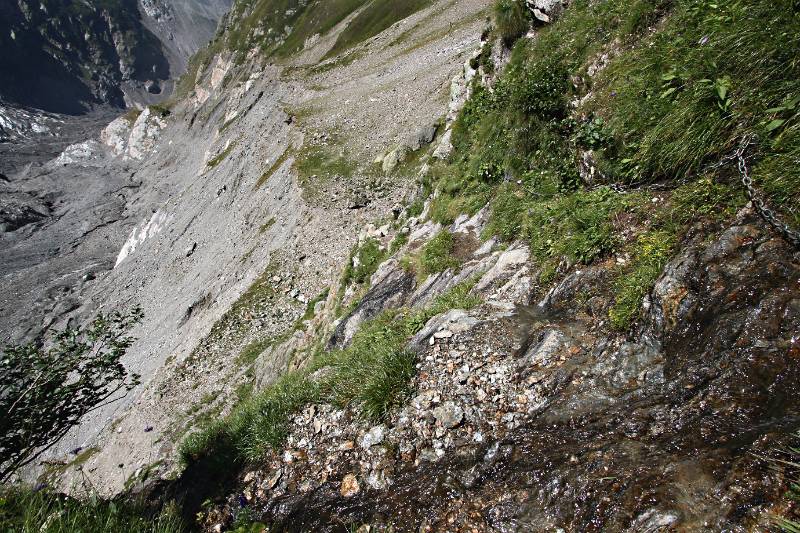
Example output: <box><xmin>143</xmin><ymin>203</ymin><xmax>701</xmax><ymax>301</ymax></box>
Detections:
<box><xmin>101</xmin><ymin>108</ymin><xmax>167</xmax><ymax>160</ymax></box>
<box><xmin>208</xmin><ymin>210</ymin><xmax>799</xmax><ymax>532</ymax></box>
<box><xmin>328</xmin><ymin>261</ymin><xmax>416</xmax><ymax>349</ymax></box>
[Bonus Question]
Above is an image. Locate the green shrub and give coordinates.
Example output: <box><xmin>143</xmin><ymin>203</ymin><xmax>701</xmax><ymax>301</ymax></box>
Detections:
<box><xmin>0</xmin><ymin>309</ymin><xmax>142</xmax><ymax>482</ymax></box>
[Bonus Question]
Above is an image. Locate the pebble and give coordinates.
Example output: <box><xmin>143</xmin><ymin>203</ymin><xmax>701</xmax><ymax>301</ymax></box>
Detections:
<box><xmin>340</xmin><ymin>473</ymin><xmax>360</xmax><ymax>497</ymax></box>
<box><xmin>360</xmin><ymin>425</ymin><xmax>386</xmax><ymax>449</ymax></box>
<box><xmin>432</xmin><ymin>402</ymin><xmax>464</xmax><ymax>429</ymax></box>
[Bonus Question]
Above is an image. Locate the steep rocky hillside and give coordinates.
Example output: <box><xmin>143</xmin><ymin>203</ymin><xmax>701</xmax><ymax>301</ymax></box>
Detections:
<box><xmin>2</xmin><ymin>0</ymin><xmax>800</xmax><ymax>531</ymax></box>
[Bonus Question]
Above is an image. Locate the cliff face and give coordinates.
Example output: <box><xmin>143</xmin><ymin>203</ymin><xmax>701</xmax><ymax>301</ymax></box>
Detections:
<box><xmin>0</xmin><ymin>0</ymin><xmax>231</xmax><ymax>114</ymax></box>
<box><xmin>2</xmin><ymin>0</ymin><xmax>800</xmax><ymax>530</ymax></box>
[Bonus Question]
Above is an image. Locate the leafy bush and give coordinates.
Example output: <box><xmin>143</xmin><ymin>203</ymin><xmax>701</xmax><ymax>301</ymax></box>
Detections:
<box><xmin>0</xmin><ymin>309</ymin><xmax>143</xmax><ymax>482</ymax></box>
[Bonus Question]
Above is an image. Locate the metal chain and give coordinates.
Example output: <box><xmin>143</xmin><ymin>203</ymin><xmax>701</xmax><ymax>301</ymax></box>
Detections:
<box><xmin>733</xmin><ymin>134</ymin><xmax>800</xmax><ymax>249</ymax></box>
<box><xmin>586</xmin><ymin>135</ymin><xmax>800</xmax><ymax>249</ymax></box>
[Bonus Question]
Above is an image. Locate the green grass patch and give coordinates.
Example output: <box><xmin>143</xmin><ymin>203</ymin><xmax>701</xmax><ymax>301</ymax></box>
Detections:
<box><xmin>275</xmin><ymin>0</ymin><xmax>366</xmax><ymax>56</ymax></box>
<box><xmin>325</xmin><ymin>0</ymin><xmax>433</xmax><ymax>59</ymax></box>
<box><xmin>208</xmin><ymin>0</ymin><xmax>431</xmax><ymax>63</ymax></box>
<box><xmin>608</xmin><ymin>177</ymin><xmax>744</xmax><ymax>329</ymax></box>
<box><xmin>389</xmin><ymin>232</ymin><xmax>409</xmax><ymax>255</ymax></box>
<box><xmin>41</xmin><ymin>448</ymin><xmax>100</xmax><ymax>483</ymax></box>
<box><xmin>258</xmin><ymin>217</ymin><xmax>276</xmax><ymax>235</ymax></box>
<box><xmin>418</xmin><ymin>230</ymin><xmax>461</xmax><ymax>277</ymax></box>
<box><xmin>422</xmin><ymin>0</ymin><xmax>800</xmax><ymax>329</ymax></box>
<box><xmin>255</xmin><ymin>148</ymin><xmax>292</xmax><ymax>189</ymax></box>
<box><xmin>0</xmin><ymin>488</ymin><xmax>183</xmax><ymax>533</ymax></box>
<box><xmin>206</xmin><ymin>143</ymin><xmax>236</xmax><ymax>169</ymax></box>
<box><xmin>494</xmin><ymin>0</ymin><xmax>530</xmax><ymax>45</ymax></box>
<box><xmin>292</xmin><ymin>141</ymin><xmax>356</xmax><ymax>199</ymax></box>
<box><xmin>341</xmin><ymin>238</ymin><xmax>387</xmax><ymax>288</ymax></box>
<box><xmin>608</xmin><ymin>230</ymin><xmax>676</xmax><ymax>329</ymax></box>
<box><xmin>148</xmin><ymin>104</ymin><xmax>171</xmax><ymax>118</ymax></box>
<box><xmin>236</xmin><ymin>338</ymin><xmax>273</xmax><ymax>367</ymax></box>
<box><xmin>301</xmin><ymin>289</ymin><xmax>330</xmax><ymax>322</ymax></box>
<box><xmin>122</xmin><ymin>108</ymin><xmax>142</xmax><ymax>124</ymax></box>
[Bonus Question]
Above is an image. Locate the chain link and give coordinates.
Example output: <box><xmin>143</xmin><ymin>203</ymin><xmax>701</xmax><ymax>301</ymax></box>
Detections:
<box><xmin>588</xmin><ymin>136</ymin><xmax>800</xmax><ymax>249</ymax></box>
<box><xmin>732</xmin><ymin>134</ymin><xmax>800</xmax><ymax>249</ymax></box>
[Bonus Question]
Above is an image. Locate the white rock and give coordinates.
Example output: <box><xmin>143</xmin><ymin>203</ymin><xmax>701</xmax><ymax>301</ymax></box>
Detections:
<box><xmin>360</xmin><ymin>425</ymin><xmax>386</xmax><ymax>449</ymax></box>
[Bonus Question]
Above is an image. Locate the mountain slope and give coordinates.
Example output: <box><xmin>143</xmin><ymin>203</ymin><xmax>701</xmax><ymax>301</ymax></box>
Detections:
<box><xmin>2</xmin><ymin>0</ymin><xmax>799</xmax><ymax>531</ymax></box>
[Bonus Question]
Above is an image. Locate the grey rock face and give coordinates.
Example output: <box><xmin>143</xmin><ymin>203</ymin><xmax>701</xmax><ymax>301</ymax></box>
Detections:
<box><xmin>137</xmin><ymin>0</ymin><xmax>234</xmax><ymax>83</ymax></box>
<box><xmin>0</xmin><ymin>0</ymin><xmax>231</xmax><ymax>113</ymax></box>
<box><xmin>328</xmin><ymin>262</ymin><xmax>416</xmax><ymax>349</ymax></box>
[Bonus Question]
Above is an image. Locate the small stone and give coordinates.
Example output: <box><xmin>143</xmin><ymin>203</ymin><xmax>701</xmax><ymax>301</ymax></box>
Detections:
<box><xmin>360</xmin><ymin>425</ymin><xmax>386</xmax><ymax>449</ymax></box>
<box><xmin>432</xmin><ymin>402</ymin><xmax>464</xmax><ymax>429</ymax></box>
<box><xmin>244</xmin><ymin>471</ymin><xmax>256</xmax><ymax>483</ymax></box>
<box><xmin>340</xmin><ymin>473</ymin><xmax>360</xmax><ymax>497</ymax></box>
<box><xmin>265</xmin><ymin>468</ymin><xmax>282</xmax><ymax>489</ymax></box>
<box><xmin>366</xmin><ymin>469</ymin><xmax>388</xmax><ymax>490</ymax></box>
<box><xmin>533</xmin><ymin>8</ymin><xmax>550</xmax><ymax>22</ymax></box>
<box><xmin>418</xmin><ymin>447</ymin><xmax>439</xmax><ymax>463</ymax></box>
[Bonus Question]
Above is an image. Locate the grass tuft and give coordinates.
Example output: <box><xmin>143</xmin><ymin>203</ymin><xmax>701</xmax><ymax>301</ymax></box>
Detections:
<box><xmin>0</xmin><ymin>488</ymin><xmax>183</xmax><ymax>533</ymax></box>
<box><xmin>418</xmin><ymin>230</ymin><xmax>461</xmax><ymax>277</ymax></box>
<box><xmin>493</xmin><ymin>0</ymin><xmax>530</xmax><ymax>45</ymax></box>
<box><xmin>206</xmin><ymin>143</ymin><xmax>236</xmax><ymax>169</ymax></box>
<box><xmin>342</xmin><ymin>238</ymin><xmax>387</xmax><ymax>288</ymax></box>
